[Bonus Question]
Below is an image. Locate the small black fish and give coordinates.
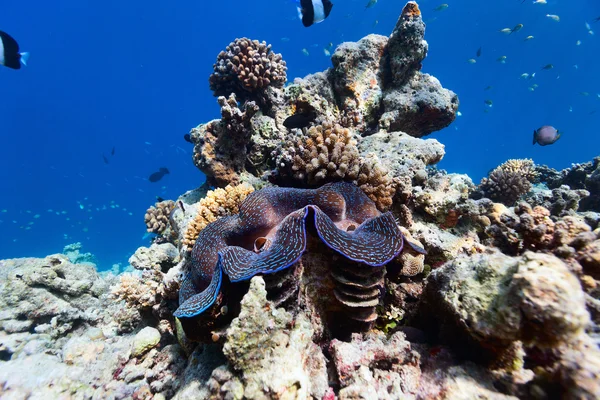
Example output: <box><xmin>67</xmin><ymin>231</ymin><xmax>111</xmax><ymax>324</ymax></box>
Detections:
<box><xmin>593</xmin><ymin>16</ymin><xmax>600</xmax><ymax>23</ymax></box>
<box><xmin>183</xmin><ymin>134</ymin><xmax>193</xmax><ymax>144</ymax></box>
<box><xmin>156</xmin><ymin>196</ymin><xmax>165</xmax><ymax>202</ymax></box>
<box><xmin>111</xmin><ymin>146</ymin><xmax>115</xmax><ymax>156</ymax></box>
<box><xmin>0</xmin><ymin>30</ymin><xmax>29</xmax><ymax>70</ymax></box>
<box><xmin>102</xmin><ymin>154</ymin><xmax>109</xmax><ymax>164</ymax></box>
<box><xmin>296</xmin><ymin>0</ymin><xmax>334</xmax><ymax>27</ymax></box>
<box><xmin>283</xmin><ymin>110</ymin><xmax>317</xmax><ymax>130</ymax></box>
<box><xmin>149</xmin><ymin>167</ymin><xmax>170</xmax><ymax>183</ymax></box>
<box><xmin>476</xmin><ymin>47</ymin><xmax>482</xmax><ymax>57</ymax></box>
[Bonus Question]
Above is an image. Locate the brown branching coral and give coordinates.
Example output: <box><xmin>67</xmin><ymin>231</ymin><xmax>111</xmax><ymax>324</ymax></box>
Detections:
<box><xmin>191</xmin><ymin>94</ymin><xmax>259</xmax><ymax>186</ymax></box>
<box><xmin>183</xmin><ymin>183</ymin><xmax>255</xmax><ymax>250</ymax></box>
<box><xmin>209</xmin><ymin>38</ymin><xmax>287</xmax><ymax>99</ymax></box>
<box><xmin>144</xmin><ymin>200</ymin><xmax>175</xmax><ymax>234</ymax></box>
<box><xmin>479</xmin><ymin>159</ymin><xmax>538</xmax><ymax>205</ymax></box>
<box><xmin>356</xmin><ymin>153</ymin><xmax>396</xmax><ymax>211</ymax></box>
<box><xmin>274</xmin><ymin>123</ymin><xmax>396</xmax><ymax>210</ymax></box>
<box><xmin>275</xmin><ymin>122</ymin><xmax>362</xmax><ymax>185</ymax></box>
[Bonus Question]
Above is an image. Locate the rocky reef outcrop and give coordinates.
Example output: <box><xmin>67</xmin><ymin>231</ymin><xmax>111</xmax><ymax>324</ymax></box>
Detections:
<box><xmin>2</xmin><ymin>2</ymin><xmax>600</xmax><ymax>399</ymax></box>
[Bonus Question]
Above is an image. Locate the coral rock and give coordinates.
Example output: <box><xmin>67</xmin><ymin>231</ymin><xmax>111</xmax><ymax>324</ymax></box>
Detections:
<box><xmin>331</xmin><ymin>34</ymin><xmax>388</xmax><ymax>132</ymax></box>
<box><xmin>330</xmin><ymin>331</ymin><xmax>421</xmax><ymax>398</ymax></box>
<box><xmin>191</xmin><ymin>94</ymin><xmax>259</xmax><ymax>186</ymax></box>
<box><xmin>380</xmin><ymin>72</ymin><xmax>459</xmax><ymax>137</ymax></box>
<box><xmin>129</xmin><ymin>243</ymin><xmax>179</xmax><ymax>272</ymax></box>
<box><xmin>132</xmin><ymin>327</ymin><xmax>161</xmax><ymax>357</ymax></box>
<box><xmin>219</xmin><ymin>277</ymin><xmax>328</xmax><ymax>399</ymax></box>
<box><xmin>421</xmin><ymin>251</ymin><xmax>590</xmax><ymax>363</ymax></box>
<box><xmin>358</xmin><ymin>131</ymin><xmax>445</xmax><ymax>184</ymax></box>
<box><xmin>388</xmin><ymin>1</ymin><xmax>428</xmax><ymax>86</ymax></box>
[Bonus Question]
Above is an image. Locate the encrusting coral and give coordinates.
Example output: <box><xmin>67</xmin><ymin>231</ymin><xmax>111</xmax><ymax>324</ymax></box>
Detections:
<box><xmin>209</xmin><ymin>38</ymin><xmax>287</xmax><ymax>99</ymax></box>
<box><xmin>182</xmin><ymin>183</ymin><xmax>255</xmax><ymax>250</ymax></box>
<box><xmin>479</xmin><ymin>159</ymin><xmax>538</xmax><ymax>205</ymax></box>
<box><xmin>144</xmin><ymin>200</ymin><xmax>175</xmax><ymax>234</ymax></box>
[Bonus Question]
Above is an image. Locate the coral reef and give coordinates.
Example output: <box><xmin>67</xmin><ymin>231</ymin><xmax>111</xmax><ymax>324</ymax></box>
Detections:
<box><xmin>5</xmin><ymin>2</ymin><xmax>600</xmax><ymax>399</ymax></box>
<box><xmin>536</xmin><ymin>156</ymin><xmax>600</xmax><ymax>212</ymax></box>
<box><xmin>182</xmin><ymin>183</ymin><xmax>254</xmax><ymax>250</ymax></box>
<box><xmin>209</xmin><ymin>38</ymin><xmax>287</xmax><ymax>100</ymax></box>
<box><xmin>524</xmin><ymin>183</ymin><xmax>590</xmax><ymax>217</ymax></box>
<box><xmin>479</xmin><ymin>159</ymin><xmax>538</xmax><ymax>206</ymax></box>
<box><xmin>193</xmin><ymin>0</ymin><xmax>456</xmax><ymax>191</ymax></box>
<box><xmin>144</xmin><ymin>200</ymin><xmax>176</xmax><ymax>235</ymax></box>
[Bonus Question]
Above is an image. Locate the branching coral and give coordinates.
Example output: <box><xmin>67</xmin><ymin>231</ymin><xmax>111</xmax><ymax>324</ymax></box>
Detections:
<box><xmin>356</xmin><ymin>153</ymin><xmax>396</xmax><ymax>211</ymax></box>
<box><xmin>275</xmin><ymin>122</ymin><xmax>362</xmax><ymax>185</ymax></box>
<box><xmin>209</xmin><ymin>38</ymin><xmax>287</xmax><ymax>99</ymax></box>
<box><xmin>111</xmin><ymin>271</ymin><xmax>161</xmax><ymax>310</ymax></box>
<box><xmin>274</xmin><ymin>122</ymin><xmax>396</xmax><ymax>210</ymax></box>
<box><xmin>183</xmin><ymin>183</ymin><xmax>255</xmax><ymax>250</ymax></box>
<box><xmin>144</xmin><ymin>200</ymin><xmax>175</xmax><ymax>234</ymax></box>
<box><xmin>191</xmin><ymin>94</ymin><xmax>259</xmax><ymax>186</ymax></box>
<box><xmin>479</xmin><ymin>159</ymin><xmax>538</xmax><ymax>205</ymax></box>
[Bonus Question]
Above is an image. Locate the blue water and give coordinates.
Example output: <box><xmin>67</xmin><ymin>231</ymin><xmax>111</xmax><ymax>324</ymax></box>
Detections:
<box><xmin>1</xmin><ymin>0</ymin><xmax>598</xmax><ymax>268</ymax></box>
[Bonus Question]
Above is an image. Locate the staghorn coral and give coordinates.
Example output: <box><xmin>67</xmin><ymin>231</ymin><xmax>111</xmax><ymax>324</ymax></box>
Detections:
<box><xmin>182</xmin><ymin>183</ymin><xmax>255</xmax><ymax>250</ymax></box>
<box><xmin>191</xmin><ymin>94</ymin><xmax>259</xmax><ymax>186</ymax></box>
<box><xmin>209</xmin><ymin>38</ymin><xmax>287</xmax><ymax>99</ymax></box>
<box><xmin>144</xmin><ymin>200</ymin><xmax>175</xmax><ymax>234</ymax></box>
<box><xmin>479</xmin><ymin>159</ymin><xmax>538</xmax><ymax>206</ymax></box>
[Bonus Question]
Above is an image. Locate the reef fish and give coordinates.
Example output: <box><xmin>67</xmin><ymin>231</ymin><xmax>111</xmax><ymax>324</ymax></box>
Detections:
<box><xmin>283</xmin><ymin>110</ymin><xmax>317</xmax><ymax>129</ymax></box>
<box><xmin>149</xmin><ymin>167</ymin><xmax>170</xmax><ymax>182</ymax></box>
<box><xmin>0</xmin><ymin>30</ymin><xmax>29</xmax><ymax>70</ymax></box>
<box><xmin>183</xmin><ymin>133</ymin><xmax>193</xmax><ymax>144</ymax></box>
<box><xmin>295</xmin><ymin>0</ymin><xmax>334</xmax><ymax>27</ymax></box>
<box><xmin>533</xmin><ymin>125</ymin><xmax>561</xmax><ymax>146</ymax></box>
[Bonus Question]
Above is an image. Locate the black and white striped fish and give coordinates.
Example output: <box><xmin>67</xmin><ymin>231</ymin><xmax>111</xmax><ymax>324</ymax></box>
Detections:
<box><xmin>0</xmin><ymin>30</ymin><xmax>29</xmax><ymax>70</ymax></box>
<box><xmin>295</xmin><ymin>0</ymin><xmax>334</xmax><ymax>27</ymax></box>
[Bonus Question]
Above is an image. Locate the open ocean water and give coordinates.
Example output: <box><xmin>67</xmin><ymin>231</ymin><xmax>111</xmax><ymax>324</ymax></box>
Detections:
<box><xmin>0</xmin><ymin>0</ymin><xmax>598</xmax><ymax>270</ymax></box>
